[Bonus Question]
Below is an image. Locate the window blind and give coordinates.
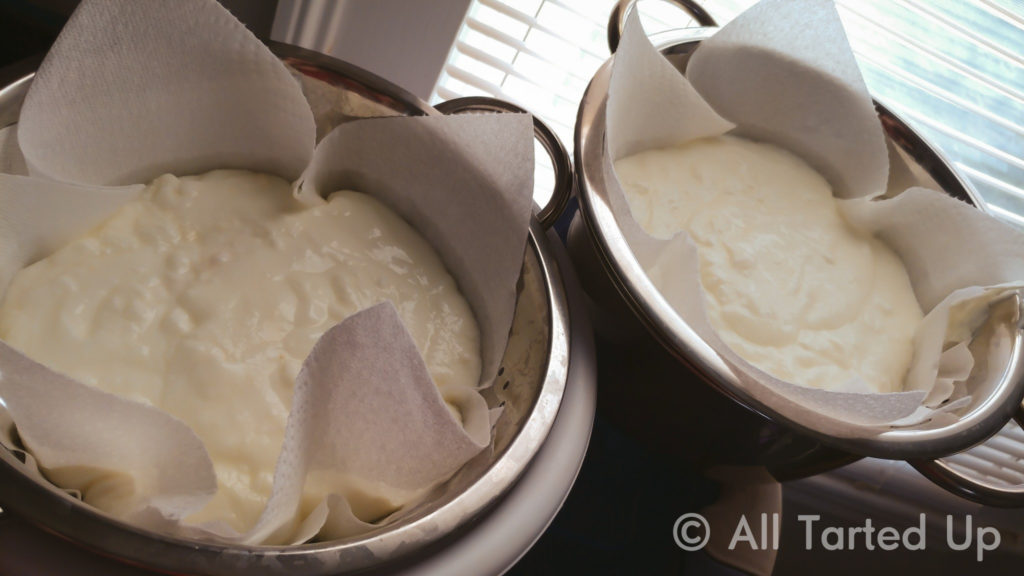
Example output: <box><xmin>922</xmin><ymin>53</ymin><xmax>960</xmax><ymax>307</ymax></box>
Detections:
<box><xmin>431</xmin><ymin>0</ymin><xmax>754</xmax><ymax>203</ymax></box>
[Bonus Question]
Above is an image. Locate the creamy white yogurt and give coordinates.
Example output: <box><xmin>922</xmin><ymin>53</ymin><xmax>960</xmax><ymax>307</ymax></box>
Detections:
<box><xmin>0</xmin><ymin>169</ymin><xmax>481</xmax><ymax>532</ymax></box>
<box><xmin>615</xmin><ymin>136</ymin><xmax>922</xmax><ymax>393</ymax></box>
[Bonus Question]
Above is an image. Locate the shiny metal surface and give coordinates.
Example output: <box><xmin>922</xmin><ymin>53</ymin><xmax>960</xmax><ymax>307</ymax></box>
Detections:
<box><xmin>0</xmin><ymin>44</ymin><xmax>575</xmax><ymax>574</ymax></box>
<box><xmin>434</xmin><ymin>96</ymin><xmax>573</xmax><ymax>230</ymax></box>
<box><xmin>573</xmin><ymin>26</ymin><xmax>1024</xmax><ymax>463</ymax></box>
<box><xmin>607</xmin><ymin>0</ymin><xmax>716</xmax><ymax>53</ymax></box>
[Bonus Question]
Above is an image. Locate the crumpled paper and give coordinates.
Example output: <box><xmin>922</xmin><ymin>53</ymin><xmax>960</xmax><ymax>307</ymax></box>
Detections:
<box><xmin>0</xmin><ymin>0</ymin><xmax>533</xmax><ymax>545</ymax></box>
<box><xmin>605</xmin><ymin>0</ymin><xmax>1024</xmax><ymax>432</ymax></box>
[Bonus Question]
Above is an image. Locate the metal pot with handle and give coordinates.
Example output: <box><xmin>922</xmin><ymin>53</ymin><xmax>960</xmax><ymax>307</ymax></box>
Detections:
<box><xmin>0</xmin><ymin>42</ymin><xmax>593</xmax><ymax>575</ymax></box>
<box><xmin>566</xmin><ymin>0</ymin><xmax>1024</xmax><ymax>505</ymax></box>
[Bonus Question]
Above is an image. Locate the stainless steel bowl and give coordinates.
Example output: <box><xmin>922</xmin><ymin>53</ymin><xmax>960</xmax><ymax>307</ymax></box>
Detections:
<box><xmin>570</xmin><ymin>16</ymin><xmax>1024</xmax><ymax>503</ymax></box>
<box><xmin>0</xmin><ymin>43</ymin><xmax>582</xmax><ymax>574</ymax></box>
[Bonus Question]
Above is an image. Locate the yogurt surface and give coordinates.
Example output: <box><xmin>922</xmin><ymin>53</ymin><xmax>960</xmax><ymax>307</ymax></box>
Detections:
<box><xmin>614</xmin><ymin>136</ymin><xmax>922</xmax><ymax>393</ymax></box>
<box><xmin>0</xmin><ymin>169</ymin><xmax>482</xmax><ymax>532</ymax></box>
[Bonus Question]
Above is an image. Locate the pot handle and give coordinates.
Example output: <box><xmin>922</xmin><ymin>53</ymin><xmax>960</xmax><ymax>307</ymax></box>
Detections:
<box><xmin>607</xmin><ymin>0</ymin><xmax>717</xmax><ymax>53</ymax></box>
<box><xmin>909</xmin><ymin>403</ymin><xmax>1024</xmax><ymax>507</ymax></box>
<box><xmin>435</xmin><ymin>96</ymin><xmax>573</xmax><ymax>230</ymax></box>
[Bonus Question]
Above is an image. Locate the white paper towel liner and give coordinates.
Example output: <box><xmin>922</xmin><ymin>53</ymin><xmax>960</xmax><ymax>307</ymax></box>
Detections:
<box><xmin>0</xmin><ymin>341</ymin><xmax>217</xmax><ymax>525</ymax></box>
<box><xmin>244</xmin><ymin>302</ymin><xmax>490</xmax><ymax>545</ymax></box>
<box><xmin>605</xmin><ymin>8</ymin><xmax>735</xmax><ymax>161</ymax></box>
<box><xmin>298</xmin><ymin>113</ymin><xmax>535</xmax><ymax>383</ymax></box>
<box><xmin>0</xmin><ymin>302</ymin><xmax>491</xmax><ymax>545</ymax></box>
<box><xmin>685</xmin><ymin>0</ymin><xmax>889</xmax><ymax>199</ymax></box>
<box><xmin>17</xmin><ymin>0</ymin><xmax>316</xmax><ymax>186</ymax></box>
<box><xmin>0</xmin><ymin>0</ymin><xmax>532</xmax><ymax>545</ymax></box>
<box><xmin>0</xmin><ymin>174</ymin><xmax>141</xmax><ymax>292</ymax></box>
<box><xmin>0</xmin><ymin>126</ymin><xmax>26</xmax><ymax>176</ymax></box>
<box><xmin>841</xmin><ymin>188</ymin><xmax>1024</xmax><ymax>311</ymax></box>
<box><xmin>841</xmin><ymin>189</ymin><xmax>1024</xmax><ymax>403</ymax></box>
<box><xmin>605</xmin><ymin>3</ymin><xmax>1024</xmax><ymax>430</ymax></box>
